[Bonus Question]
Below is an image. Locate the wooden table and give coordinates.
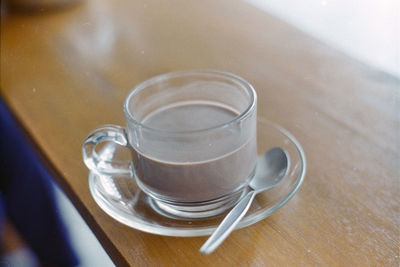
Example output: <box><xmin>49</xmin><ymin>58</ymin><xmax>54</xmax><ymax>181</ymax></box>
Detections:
<box><xmin>1</xmin><ymin>0</ymin><xmax>399</xmax><ymax>265</ymax></box>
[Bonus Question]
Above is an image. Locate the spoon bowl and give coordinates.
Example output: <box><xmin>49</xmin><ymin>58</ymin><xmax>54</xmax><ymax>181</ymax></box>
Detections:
<box><xmin>251</xmin><ymin>147</ymin><xmax>290</xmax><ymax>192</ymax></box>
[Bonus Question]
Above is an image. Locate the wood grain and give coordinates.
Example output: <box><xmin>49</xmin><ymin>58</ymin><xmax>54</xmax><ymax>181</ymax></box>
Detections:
<box><xmin>1</xmin><ymin>0</ymin><xmax>399</xmax><ymax>266</ymax></box>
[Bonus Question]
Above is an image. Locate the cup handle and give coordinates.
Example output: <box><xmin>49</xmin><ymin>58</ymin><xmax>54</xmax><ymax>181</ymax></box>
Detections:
<box><xmin>82</xmin><ymin>125</ymin><xmax>133</xmax><ymax>176</ymax></box>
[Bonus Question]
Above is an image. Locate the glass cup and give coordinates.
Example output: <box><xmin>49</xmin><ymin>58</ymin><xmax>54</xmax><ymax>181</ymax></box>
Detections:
<box><xmin>82</xmin><ymin>70</ymin><xmax>257</xmax><ymax>219</ymax></box>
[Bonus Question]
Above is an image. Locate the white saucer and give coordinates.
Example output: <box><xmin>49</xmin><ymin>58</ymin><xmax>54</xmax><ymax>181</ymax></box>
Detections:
<box><xmin>88</xmin><ymin>118</ymin><xmax>306</xmax><ymax>237</ymax></box>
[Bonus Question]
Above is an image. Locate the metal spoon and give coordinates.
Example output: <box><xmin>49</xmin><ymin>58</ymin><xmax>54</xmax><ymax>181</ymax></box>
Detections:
<box><xmin>200</xmin><ymin>147</ymin><xmax>289</xmax><ymax>254</ymax></box>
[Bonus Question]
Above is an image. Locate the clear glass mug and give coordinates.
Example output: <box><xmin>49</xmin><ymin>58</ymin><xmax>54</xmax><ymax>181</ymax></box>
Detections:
<box><xmin>82</xmin><ymin>70</ymin><xmax>257</xmax><ymax>219</ymax></box>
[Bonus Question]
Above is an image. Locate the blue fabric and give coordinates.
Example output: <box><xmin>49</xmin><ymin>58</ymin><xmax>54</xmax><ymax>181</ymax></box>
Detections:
<box><xmin>0</xmin><ymin>193</ymin><xmax>4</xmax><ymax>245</ymax></box>
<box><xmin>0</xmin><ymin>97</ymin><xmax>79</xmax><ymax>266</ymax></box>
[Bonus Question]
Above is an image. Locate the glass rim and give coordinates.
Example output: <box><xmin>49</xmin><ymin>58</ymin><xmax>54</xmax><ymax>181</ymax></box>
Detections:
<box><xmin>123</xmin><ymin>70</ymin><xmax>257</xmax><ymax>134</ymax></box>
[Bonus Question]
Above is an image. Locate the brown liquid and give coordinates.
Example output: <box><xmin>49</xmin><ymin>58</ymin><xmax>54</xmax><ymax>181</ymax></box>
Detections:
<box><xmin>133</xmin><ymin>102</ymin><xmax>257</xmax><ymax>202</ymax></box>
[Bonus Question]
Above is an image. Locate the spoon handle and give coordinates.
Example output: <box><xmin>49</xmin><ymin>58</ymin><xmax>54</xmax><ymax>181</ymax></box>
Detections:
<box><xmin>200</xmin><ymin>190</ymin><xmax>257</xmax><ymax>254</ymax></box>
